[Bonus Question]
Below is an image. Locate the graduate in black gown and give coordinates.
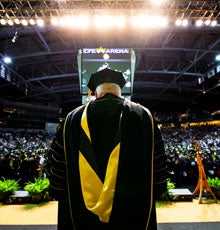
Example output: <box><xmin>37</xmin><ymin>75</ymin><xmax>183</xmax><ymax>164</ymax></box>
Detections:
<box><xmin>46</xmin><ymin>68</ymin><xmax>167</xmax><ymax>230</ymax></box>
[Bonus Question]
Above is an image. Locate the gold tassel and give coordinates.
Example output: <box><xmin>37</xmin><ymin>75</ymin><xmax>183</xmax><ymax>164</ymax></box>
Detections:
<box><xmin>88</xmin><ymin>89</ymin><xmax>92</xmax><ymax>101</ymax></box>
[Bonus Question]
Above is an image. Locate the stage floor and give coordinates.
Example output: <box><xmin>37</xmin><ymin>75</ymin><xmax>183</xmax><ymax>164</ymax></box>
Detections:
<box><xmin>157</xmin><ymin>199</ymin><xmax>220</xmax><ymax>223</ymax></box>
<box><xmin>0</xmin><ymin>199</ymin><xmax>219</xmax><ymax>229</ymax></box>
<box><xmin>157</xmin><ymin>198</ymin><xmax>220</xmax><ymax>230</ymax></box>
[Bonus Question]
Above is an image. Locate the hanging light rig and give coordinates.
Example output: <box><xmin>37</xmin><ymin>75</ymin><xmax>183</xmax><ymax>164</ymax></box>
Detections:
<box><xmin>12</xmin><ymin>31</ymin><xmax>18</xmax><ymax>43</ymax></box>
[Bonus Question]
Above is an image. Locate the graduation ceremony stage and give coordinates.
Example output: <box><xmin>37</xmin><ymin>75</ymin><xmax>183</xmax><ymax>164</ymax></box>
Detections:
<box><xmin>0</xmin><ymin>199</ymin><xmax>219</xmax><ymax>230</ymax></box>
<box><xmin>157</xmin><ymin>199</ymin><xmax>220</xmax><ymax>230</ymax></box>
<box><xmin>0</xmin><ymin>201</ymin><xmax>58</xmax><ymax>230</ymax></box>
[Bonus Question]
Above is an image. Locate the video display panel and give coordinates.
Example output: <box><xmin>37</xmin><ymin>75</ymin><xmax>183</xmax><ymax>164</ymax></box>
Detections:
<box><xmin>78</xmin><ymin>47</ymin><xmax>136</xmax><ymax>95</ymax></box>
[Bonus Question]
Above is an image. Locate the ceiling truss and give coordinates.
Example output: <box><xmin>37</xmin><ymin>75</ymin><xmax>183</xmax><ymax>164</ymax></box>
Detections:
<box><xmin>0</xmin><ymin>0</ymin><xmax>220</xmax><ymax>120</ymax></box>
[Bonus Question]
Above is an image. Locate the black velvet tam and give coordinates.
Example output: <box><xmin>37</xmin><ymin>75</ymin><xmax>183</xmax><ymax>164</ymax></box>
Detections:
<box><xmin>87</xmin><ymin>68</ymin><xmax>126</xmax><ymax>92</ymax></box>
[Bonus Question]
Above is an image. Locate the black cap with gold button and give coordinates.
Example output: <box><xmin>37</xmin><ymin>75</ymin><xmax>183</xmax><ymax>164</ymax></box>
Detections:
<box><xmin>87</xmin><ymin>68</ymin><xmax>126</xmax><ymax>93</ymax></box>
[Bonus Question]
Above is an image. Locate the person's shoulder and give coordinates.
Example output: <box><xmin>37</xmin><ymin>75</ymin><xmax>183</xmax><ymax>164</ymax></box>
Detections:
<box><xmin>124</xmin><ymin>98</ymin><xmax>139</xmax><ymax>109</ymax></box>
<box><xmin>124</xmin><ymin>99</ymin><xmax>150</xmax><ymax>113</ymax></box>
<box><xmin>66</xmin><ymin>104</ymin><xmax>86</xmax><ymax>119</ymax></box>
<box><xmin>124</xmin><ymin>99</ymin><xmax>154</xmax><ymax>120</ymax></box>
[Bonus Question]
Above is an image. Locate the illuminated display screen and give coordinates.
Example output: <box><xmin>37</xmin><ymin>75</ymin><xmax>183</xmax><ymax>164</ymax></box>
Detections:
<box><xmin>78</xmin><ymin>47</ymin><xmax>136</xmax><ymax>95</ymax></box>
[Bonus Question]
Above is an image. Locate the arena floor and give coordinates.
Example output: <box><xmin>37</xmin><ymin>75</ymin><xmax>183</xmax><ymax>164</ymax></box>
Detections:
<box><xmin>0</xmin><ymin>199</ymin><xmax>219</xmax><ymax>230</ymax></box>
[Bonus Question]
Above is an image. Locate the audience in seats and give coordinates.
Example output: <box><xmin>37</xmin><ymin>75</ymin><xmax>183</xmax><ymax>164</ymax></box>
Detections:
<box><xmin>0</xmin><ymin>122</ymin><xmax>219</xmax><ymax>188</ymax></box>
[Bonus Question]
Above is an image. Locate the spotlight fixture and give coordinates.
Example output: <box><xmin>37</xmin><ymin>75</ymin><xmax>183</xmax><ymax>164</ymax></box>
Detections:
<box><xmin>0</xmin><ymin>19</ymin><xmax>6</xmax><ymax>25</ymax></box>
<box><xmin>0</xmin><ymin>14</ymin><xmax>218</xmax><ymax>29</ymax></box>
<box><xmin>14</xmin><ymin>18</ymin><xmax>20</xmax><ymax>24</ymax></box>
<box><xmin>3</xmin><ymin>56</ymin><xmax>12</xmax><ymax>64</ymax></box>
<box><xmin>21</xmin><ymin>19</ymin><xmax>28</xmax><ymax>26</ymax></box>
<box><xmin>175</xmin><ymin>18</ymin><xmax>189</xmax><ymax>27</ymax></box>
<box><xmin>216</xmin><ymin>54</ymin><xmax>220</xmax><ymax>61</ymax></box>
<box><xmin>12</xmin><ymin>31</ymin><xmax>18</xmax><ymax>43</ymax></box>
<box><xmin>195</xmin><ymin>19</ymin><xmax>203</xmax><ymax>27</ymax></box>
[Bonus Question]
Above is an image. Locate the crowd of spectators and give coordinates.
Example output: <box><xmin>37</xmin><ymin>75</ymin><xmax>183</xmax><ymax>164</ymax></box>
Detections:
<box><xmin>153</xmin><ymin>108</ymin><xmax>215</xmax><ymax>124</ymax></box>
<box><xmin>0</xmin><ymin>129</ymin><xmax>53</xmax><ymax>187</ymax></box>
<box><xmin>161</xmin><ymin>124</ymin><xmax>220</xmax><ymax>187</ymax></box>
<box><xmin>0</xmin><ymin>122</ymin><xmax>220</xmax><ymax>189</ymax></box>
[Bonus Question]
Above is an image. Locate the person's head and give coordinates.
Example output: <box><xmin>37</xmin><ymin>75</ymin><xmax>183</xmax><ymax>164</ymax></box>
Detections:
<box><xmin>95</xmin><ymin>82</ymin><xmax>121</xmax><ymax>98</ymax></box>
<box><xmin>87</xmin><ymin>68</ymin><xmax>126</xmax><ymax>98</ymax></box>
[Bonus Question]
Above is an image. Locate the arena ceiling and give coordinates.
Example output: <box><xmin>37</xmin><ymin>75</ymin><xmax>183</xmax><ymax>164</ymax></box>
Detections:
<box><xmin>0</xmin><ymin>0</ymin><xmax>220</xmax><ymax>122</ymax></box>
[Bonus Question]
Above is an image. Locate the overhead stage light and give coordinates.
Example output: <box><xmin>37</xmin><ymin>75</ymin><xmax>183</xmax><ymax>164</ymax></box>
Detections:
<box><xmin>3</xmin><ymin>56</ymin><xmax>12</xmax><ymax>64</ymax></box>
<box><xmin>0</xmin><ymin>19</ymin><xmax>6</xmax><ymax>25</ymax></box>
<box><xmin>175</xmin><ymin>18</ymin><xmax>189</xmax><ymax>27</ymax></box>
<box><xmin>193</xmin><ymin>19</ymin><xmax>217</xmax><ymax>27</ymax></box>
<box><xmin>36</xmin><ymin>19</ymin><xmax>45</xmax><ymax>27</ymax></box>
<box><xmin>195</xmin><ymin>19</ymin><xmax>203</xmax><ymax>27</ymax></box>
<box><xmin>131</xmin><ymin>14</ymin><xmax>168</xmax><ymax>28</ymax></box>
<box><xmin>94</xmin><ymin>15</ymin><xmax>119</xmax><ymax>28</ymax></box>
<box><xmin>204</xmin><ymin>19</ymin><xmax>211</xmax><ymax>26</ymax></box>
<box><xmin>0</xmin><ymin>12</ymin><xmax>218</xmax><ymax>29</ymax></box>
<box><xmin>211</xmin><ymin>20</ymin><xmax>217</xmax><ymax>27</ymax></box>
<box><xmin>216</xmin><ymin>54</ymin><xmax>220</xmax><ymax>61</ymax></box>
<box><xmin>21</xmin><ymin>19</ymin><xmax>28</xmax><ymax>26</ymax></box>
<box><xmin>7</xmin><ymin>20</ymin><xmax>14</xmax><ymax>26</ymax></box>
<box><xmin>14</xmin><ymin>18</ymin><xmax>20</xmax><ymax>24</ymax></box>
<box><xmin>29</xmin><ymin>19</ymin><xmax>36</xmax><ymax>25</ymax></box>
<box><xmin>182</xmin><ymin>19</ymin><xmax>189</xmax><ymax>27</ymax></box>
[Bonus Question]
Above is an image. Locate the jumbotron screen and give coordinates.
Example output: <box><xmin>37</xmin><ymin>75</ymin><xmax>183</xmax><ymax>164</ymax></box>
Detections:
<box><xmin>78</xmin><ymin>47</ymin><xmax>136</xmax><ymax>96</ymax></box>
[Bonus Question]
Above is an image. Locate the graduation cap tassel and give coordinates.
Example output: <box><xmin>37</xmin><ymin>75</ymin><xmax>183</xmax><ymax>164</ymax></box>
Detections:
<box><xmin>88</xmin><ymin>89</ymin><xmax>92</xmax><ymax>101</ymax></box>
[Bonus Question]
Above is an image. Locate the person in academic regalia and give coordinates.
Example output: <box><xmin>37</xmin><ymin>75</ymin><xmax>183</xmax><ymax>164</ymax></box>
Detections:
<box><xmin>46</xmin><ymin>68</ymin><xmax>167</xmax><ymax>230</ymax></box>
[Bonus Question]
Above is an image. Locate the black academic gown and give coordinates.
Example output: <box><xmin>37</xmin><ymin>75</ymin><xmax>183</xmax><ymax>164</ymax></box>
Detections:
<box><xmin>46</xmin><ymin>93</ymin><xmax>167</xmax><ymax>230</ymax></box>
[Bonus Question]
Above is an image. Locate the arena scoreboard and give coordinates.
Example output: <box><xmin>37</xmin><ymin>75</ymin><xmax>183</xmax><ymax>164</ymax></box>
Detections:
<box><xmin>78</xmin><ymin>47</ymin><xmax>136</xmax><ymax>103</ymax></box>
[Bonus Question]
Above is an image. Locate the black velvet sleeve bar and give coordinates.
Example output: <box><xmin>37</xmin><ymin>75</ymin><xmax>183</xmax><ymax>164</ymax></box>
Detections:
<box><xmin>153</xmin><ymin>122</ymin><xmax>168</xmax><ymax>199</ymax></box>
<box><xmin>45</xmin><ymin>124</ymin><xmax>67</xmax><ymax>200</ymax></box>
